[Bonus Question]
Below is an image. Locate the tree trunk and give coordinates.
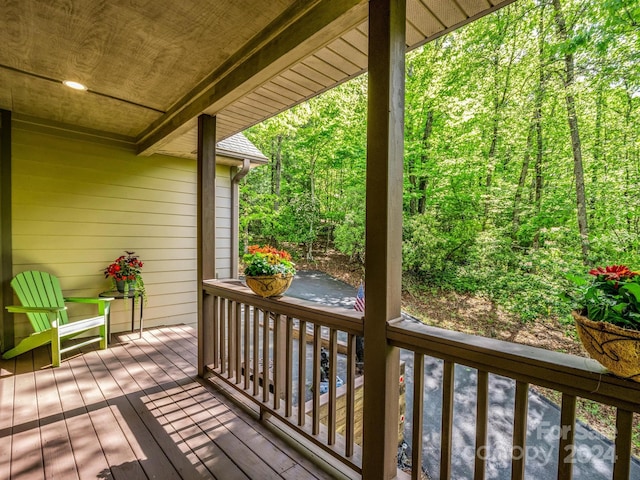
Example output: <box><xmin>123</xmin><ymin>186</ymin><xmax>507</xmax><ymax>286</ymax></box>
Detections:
<box><xmin>482</xmin><ymin>91</ymin><xmax>500</xmax><ymax>231</ymax></box>
<box><xmin>552</xmin><ymin>0</ymin><xmax>590</xmax><ymax>264</ymax></box>
<box><xmin>307</xmin><ymin>154</ymin><xmax>316</xmax><ymax>261</ymax></box>
<box><xmin>271</xmin><ymin>134</ymin><xmax>282</xmax><ymax>211</ymax></box>
<box><xmin>513</xmin><ymin>123</ymin><xmax>533</xmax><ymax>240</ymax></box>
<box><xmin>590</xmin><ymin>86</ymin><xmax>603</xmax><ymax>224</ymax></box>
<box><xmin>417</xmin><ymin>109</ymin><xmax>433</xmax><ymax>215</ymax></box>
<box><xmin>532</xmin><ymin>5</ymin><xmax>545</xmax><ymax>249</ymax></box>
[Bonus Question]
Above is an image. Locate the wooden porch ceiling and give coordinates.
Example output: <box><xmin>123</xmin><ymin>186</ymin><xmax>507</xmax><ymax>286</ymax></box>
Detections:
<box><xmin>0</xmin><ymin>0</ymin><xmax>514</xmax><ymax>158</ymax></box>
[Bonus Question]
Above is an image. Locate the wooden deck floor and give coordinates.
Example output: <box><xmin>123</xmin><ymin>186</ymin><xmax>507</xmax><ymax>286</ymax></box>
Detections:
<box><xmin>0</xmin><ymin>325</ymin><xmax>335</xmax><ymax>480</ymax></box>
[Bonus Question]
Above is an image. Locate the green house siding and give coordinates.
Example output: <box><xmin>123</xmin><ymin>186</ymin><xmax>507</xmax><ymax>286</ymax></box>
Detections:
<box><xmin>11</xmin><ymin>126</ymin><xmax>232</xmax><ymax>338</ymax></box>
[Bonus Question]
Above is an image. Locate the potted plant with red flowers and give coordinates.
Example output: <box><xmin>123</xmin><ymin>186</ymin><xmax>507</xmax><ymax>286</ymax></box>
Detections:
<box><xmin>243</xmin><ymin>245</ymin><xmax>296</xmax><ymax>297</ymax></box>
<box><xmin>104</xmin><ymin>251</ymin><xmax>146</xmax><ymax>302</ymax></box>
<box><xmin>568</xmin><ymin>265</ymin><xmax>640</xmax><ymax>381</ymax></box>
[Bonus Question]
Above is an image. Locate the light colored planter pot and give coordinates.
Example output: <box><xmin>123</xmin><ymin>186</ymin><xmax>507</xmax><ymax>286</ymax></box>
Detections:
<box><xmin>245</xmin><ymin>274</ymin><xmax>293</xmax><ymax>298</ymax></box>
<box><xmin>572</xmin><ymin>310</ymin><xmax>640</xmax><ymax>382</ymax></box>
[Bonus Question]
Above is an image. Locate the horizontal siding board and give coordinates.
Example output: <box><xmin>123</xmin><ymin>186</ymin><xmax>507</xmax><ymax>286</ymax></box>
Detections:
<box><xmin>13</xmin><ymin>190</ymin><xmax>196</xmax><ymax>216</ymax></box>
<box><xmin>216</xmin><ymin>258</ymin><xmax>231</xmax><ymax>269</ymax></box>
<box><xmin>13</xmin><ymin>235</ymin><xmax>197</xmax><ymax>250</ymax></box>
<box><xmin>14</xmin><ymin>205</ymin><xmax>196</xmax><ymax>227</ymax></box>
<box><xmin>13</xmin><ymin>159</ymin><xmax>196</xmax><ymax>195</ymax></box>
<box><xmin>12</xmin><ymin>248</ymin><xmax>196</xmax><ymax>265</ymax></box>
<box><xmin>13</xmin><ymin>173</ymin><xmax>197</xmax><ymax>204</ymax></box>
<box><xmin>13</xmin><ymin>220</ymin><xmax>197</xmax><ymax>238</ymax></box>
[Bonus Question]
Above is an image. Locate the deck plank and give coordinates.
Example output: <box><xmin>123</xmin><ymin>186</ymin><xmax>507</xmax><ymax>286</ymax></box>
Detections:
<box><xmin>32</xmin><ymin>346</ymin><xmax>80</xmax><ymax>480</ymax></box>
<box><xmin>147</xmin><ymin>328</ymin><xmax>300</xmax><ymax>476</ymax></box>
<box><xmin>2</xmin><ymin>326</ymin><xmax>336</xmax><ymax>480</ymax></box>
<box><xmin>51</xmin><ymin>352</ymin><xmax>111</xmax><ymax>479</ymax></box>
<box><xmin>11</xmin><ymin>352</ymin><xmax>45</xmax><ymax>480</ymax></box>
<box><xmin>0</xmin><ymin>356</ymin><xmax>16</xmax><ymax>480</ymax></box>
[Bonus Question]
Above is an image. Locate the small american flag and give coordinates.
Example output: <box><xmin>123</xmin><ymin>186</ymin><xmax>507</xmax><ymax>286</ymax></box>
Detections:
<box><xmin>354</xmin><ymin>283</ymin><xmax>365</xmax><ymax>312</ymax></box>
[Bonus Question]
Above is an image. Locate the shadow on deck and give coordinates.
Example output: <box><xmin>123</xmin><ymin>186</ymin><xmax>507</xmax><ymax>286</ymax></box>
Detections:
<box><xmin>0</xmin><ymin>326</ymin><xmax>337</xmax><ymax>480</ymax></box>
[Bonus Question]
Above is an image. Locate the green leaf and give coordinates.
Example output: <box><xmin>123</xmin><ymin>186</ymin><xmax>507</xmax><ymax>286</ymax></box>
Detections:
<box><xmin>621</xmin><ymin>283</ymin><xmax>640</xmax><ymax>303</ymax></box>
<box><xmin>566</xmin><ymin>273</ymin><xmax>588</xmax><ymax>286</ymax></box>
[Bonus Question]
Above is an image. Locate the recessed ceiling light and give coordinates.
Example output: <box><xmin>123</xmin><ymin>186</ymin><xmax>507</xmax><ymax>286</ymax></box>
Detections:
<box><xmin>62</xmin><ymin>80</ymin><xmax>87</xmax><ymax>91</ymax></box>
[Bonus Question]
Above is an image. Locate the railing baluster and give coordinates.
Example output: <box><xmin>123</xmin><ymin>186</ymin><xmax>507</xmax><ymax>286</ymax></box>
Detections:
<box><xmin>253</xmin><ymin>306</ymin><xmax>260</xmax><ymax>396</ymax></box>
<box><xmin>412</xmin><ymin>353</ymin><xmax>424</xmax><ymax>480</ymax></box>
<box><xmin>220</xmin><ymin>297</ymin><xmax>226</xmax><ymax>374</ymax></box>
<box><xmin>235</xmin><ymin>302</ymin><xmax>242</xmax><ymax>384</ymax></box>
<box><xmin>345</xmin><ymin>333</ymin><xmax>355</xmax><ymax>458</ymax></box>
<box><xmin>229</xmin><ymin>300</ymin><xmax>236</xmax><ymax>379</ymax></box>
<box><xmin>212</xmin><ymin>296</ymin><xmax>219</xmax><ymax>369</ymax></box>
<box><xmin>263</xmin><ymin>310</ymin><xmax>270</xmax><ymax>403</ymax></box>
<box><xmin>440</xmin><ymin>360</ymin><xmax>454</xmax><ymax>479</ymax></box>
<box><xmin>298</xmin><ymin>319</ymin><xmax>307</xmax><ymax>427</ymax></box>
<box><xmin>228</xmin><ymin>299</ymin><xmax>235</xmax><ymax>378</ymax></box>
<box><xmin>474</xmin><ymin>369</ymin><xmax>489</xmax><ymax>480</ymax></box>
<box><xmin>613</xmin><ymin>409</ymin><xmax>633</xmax><ymax>480</ymax></box>
<box><xmin>312</xmin><ymin>323</ymin><xmax>321</xmax><ymax>436</ymax></box>
<box><xmin>285</xmin><ymin>316</ymin><xmax>293</xmax><ymax>418</ymax></box>
<box><xmin>557</xmin><ymin>393</ymin><xmax>576</xmax><ymax>480</ymax></box>
<box><xmin>328</xmin><ymin>328</ymin><xmax>338</xmax><ymax>445</ymax></box>
<box><xmin>273</xmin><ymin>313</ymin><xmax>282</xmax><ymax>410</ymax></box>
<box><xmin>244</xmin><ymin>304</ymin><xmax>251</xmax><ymax>390</ymax></box>
<box><xmin>512</xmin><ymin>381</ymin><xmax>529</xmax><ymax>480</ymax></box>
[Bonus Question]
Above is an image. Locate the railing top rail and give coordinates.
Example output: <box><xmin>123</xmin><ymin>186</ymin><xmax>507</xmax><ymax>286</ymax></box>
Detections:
<box><xmin>203</xmin><ymin>279</ymin><xmax>364</xmax><ymax>335</ymax></box>
<box><xmin>388</xmin><ymin>318</ymin><xmax>640</xmax><ymax>412</ymax></box>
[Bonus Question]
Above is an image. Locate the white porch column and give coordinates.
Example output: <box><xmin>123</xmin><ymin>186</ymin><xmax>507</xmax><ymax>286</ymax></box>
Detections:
<box><xmin>197</xmin><ymin>114</ymin><xmax>216</xmax><ymax>376</ymax></box>
<box><xmin>362</xmin><ymin>0</ymin><xmax>405</xmax><ymax>478</ymax></box>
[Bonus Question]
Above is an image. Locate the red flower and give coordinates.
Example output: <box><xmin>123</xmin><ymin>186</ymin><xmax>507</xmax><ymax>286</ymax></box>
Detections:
<box><xmin>104</xmin><ymin>251</ymin><xmax>144</xmax><ymax>281</ymax></box>
<box><xmin>589</xmin><ymin>265</ymin><xmax>638</xmax><ymax>281</ymax></box>
<box><xmin>247</xmin><ymin>245</ymin><xmax>291</xmax><ymax>261</ymax></box>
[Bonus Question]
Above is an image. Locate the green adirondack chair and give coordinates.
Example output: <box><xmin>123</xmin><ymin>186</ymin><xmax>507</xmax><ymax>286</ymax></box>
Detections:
<box><xmin>2</xmin><ymin>271</ymin><xmax>113</xmax><ymax>367</ymax></box>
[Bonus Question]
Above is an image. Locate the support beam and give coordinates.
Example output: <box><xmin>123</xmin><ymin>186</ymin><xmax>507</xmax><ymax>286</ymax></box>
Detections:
<box><xmin>0</xmin><ymin>109</ymin><xmax>13</xmax><ymax>354</ymax></box>
<box><xmin>137</xmin><ymin>0</ymin><xmax>366</xmax><ymax>156</ymax></box>
<box><xmin>362</xmin><ymin>0</ymin><xmax>405</xmax><ymax>478</ymax></box>
<box><xmin>197</xmin><ymin>114</ymin><xmax>216</xmax><ymax>376</ymax></box>
<box><xmin>231</xmin><ymin>159</ymin><xmax>251</xmax><ymax>278</ymax></box>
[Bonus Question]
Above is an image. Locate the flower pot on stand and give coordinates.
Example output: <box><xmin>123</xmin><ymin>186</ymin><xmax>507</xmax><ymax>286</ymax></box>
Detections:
<box><xmin>572</xmin><ymin>311</ymin><xmax>640</xmax><ymax>382</ymax></box>
<box><xmin>115</xmin><ymin>280</ymin><xmax>135</xmax><ymax>294</ymax></box>
<box><xmin>245</xmin><ymin>274</ymin><xmax>293</xmax><ymax>298</ymax></box>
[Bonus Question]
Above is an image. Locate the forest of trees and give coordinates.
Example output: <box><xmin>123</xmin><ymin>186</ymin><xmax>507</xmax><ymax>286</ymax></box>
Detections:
<box><xmin>240</xmin><ymin>0</ymin><xmax>639</xmax><ymax>322</ymax></box>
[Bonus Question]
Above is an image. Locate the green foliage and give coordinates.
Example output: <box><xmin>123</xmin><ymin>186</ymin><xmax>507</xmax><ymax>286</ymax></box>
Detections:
<box><xmin>334</xmin><ymin>208</ymin><xmax>365</xmax><ymax>262</ymax></box>
<box><xmin>241</xmin><ymin>0</ymin><xmax>640</xmax><ymax>325</ymax></box>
